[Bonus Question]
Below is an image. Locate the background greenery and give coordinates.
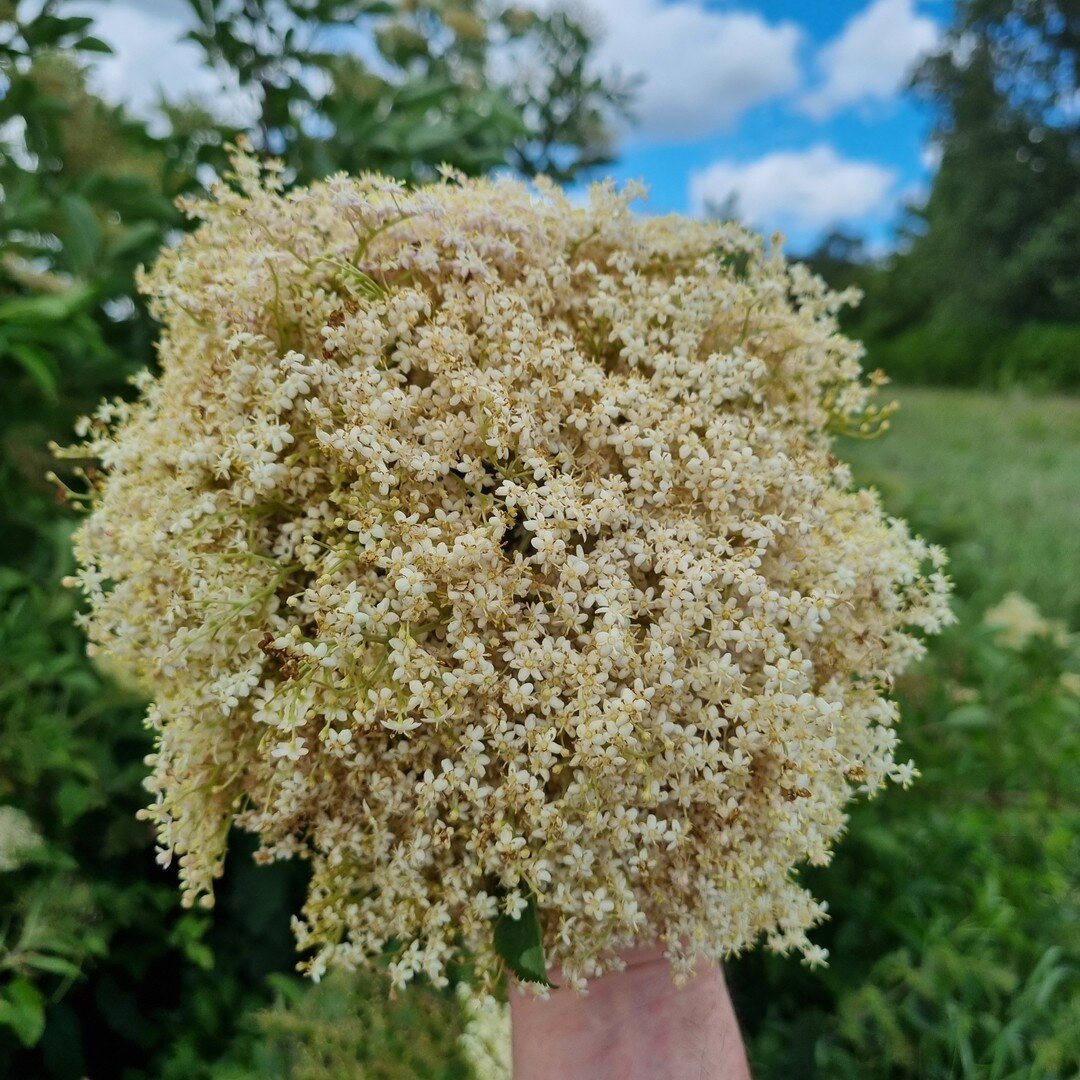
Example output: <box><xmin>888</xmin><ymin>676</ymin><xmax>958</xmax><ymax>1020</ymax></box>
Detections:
<box><xmin>0</xmin><ymin>0</ymin><xmax>1076</xmax><ymax>1077</ymax></box>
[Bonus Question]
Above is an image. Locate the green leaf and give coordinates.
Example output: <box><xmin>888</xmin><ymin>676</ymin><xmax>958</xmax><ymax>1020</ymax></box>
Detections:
<box><xmin>74</xmin><ymin>36</ymin><xmax>113</xmax><ymax>54</ymax></box>
<box><xmin>943</xmin><ymin>704</ymin><xmax>991</xmax><ymax>730</ymax></box>
<box><xmin>106</xmin><ymin>219</ymin><xmax>165</xmax><ymax>261</ymax></box>
<box><xmin>169</xmin><ymin>914</ymin><xmax>215</xmax><ymax>971</ymax></box>
<box><xmin>20</xmin><ymin>954</ymin><xmax>83</xmax><ymax>979</ymax></box>
<box><xmin>59</xmin><ymin>194</ymin><xmax>103</xmax><ymax>276</ymax></box>
<box><xmin>493</xmin><ymin>893</ymin><xmax>551</xmax><ymax>986</ymax></box>
<box><xmin>53</xmin><ymin>16</ymin><xmax>95</xmax><ymax>34</ymax></box>
<box><xmin>56</xmin><ymin>779</ymin><xmax>99</xmax><ymax>827</ymax></box>
<box><xmin>0</xmin><ymin>978</ymin><xmax>46</xmax><ymax>1047</ymax></box>
<box><xmin>0</xmin><ymin>285</ymin><xmax>95</xmax><ymax>325</ymax></box>
<box><xmin>5</xmin><ymin>342</ymin><xmax>58</xmax><ymax>399</ymax></box>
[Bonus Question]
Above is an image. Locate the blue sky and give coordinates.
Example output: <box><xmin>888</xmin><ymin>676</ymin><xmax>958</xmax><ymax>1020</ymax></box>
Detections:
<box><xmin>84</xmin><ymin>0</ymin><xmax>954</xmax><ymax>256</ymax></box>
<box><xmin>578</xmin><ymin>0</ymin><xmax>953</xmax><ymax>253</ymax></box>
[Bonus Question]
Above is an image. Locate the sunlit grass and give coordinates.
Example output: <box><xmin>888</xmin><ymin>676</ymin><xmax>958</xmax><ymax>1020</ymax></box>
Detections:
<box><xmin>841</xmin><ymin>387</ymin><xmax>1080</xmax><ymax>625</ymax></box>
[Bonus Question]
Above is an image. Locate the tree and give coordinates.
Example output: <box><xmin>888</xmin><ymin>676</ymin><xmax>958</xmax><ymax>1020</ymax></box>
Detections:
<box><xmin>183</xmin><ymin>0</ymin><xmax>631</xmax><ymax>184</ymax></box>
<box><xmin>895</xmin><ymin>0</ymin><xmax>1080</xmax><ymax>327</ymax></box>
<box><xmin>502</xmin><ymin>7</ymin><xmax>635</xmax><ymax>184</ymax></box>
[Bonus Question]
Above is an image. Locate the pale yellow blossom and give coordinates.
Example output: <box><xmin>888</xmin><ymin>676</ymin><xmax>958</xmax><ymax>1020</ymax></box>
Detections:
<box><xmin>63</xmin><ymin>153</ymin><xmax>952</xmax><ymax>990</ymax></box>
<box><xmin>0</xmin><ymin>806</ymin><xmax>43</xmax><ymax>873</ymax></box>
<box><xmin>458</xmin><ymin>986</ymin><xmax>511</xmax><ymax>1080</ymax></box>
<box><xmin>984</xmin><ymin>592</ymin><xmax>1067</xmax><ymax>650</ymax></box>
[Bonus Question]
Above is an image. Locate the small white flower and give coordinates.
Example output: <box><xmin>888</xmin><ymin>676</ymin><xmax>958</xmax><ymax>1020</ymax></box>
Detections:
<box><xmin>271</xmin><ymin>736</ymin><xmax>308</xmax><ymax>762</ymax></box>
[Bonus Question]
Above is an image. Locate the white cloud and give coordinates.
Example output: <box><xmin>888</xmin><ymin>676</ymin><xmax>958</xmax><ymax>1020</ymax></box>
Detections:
<box><xmin>920</xmin><ymin>139</ymin><xmax>943</xmax><ymax>172</ymax></box>
<box><xmin>71</xmin><ymin>0</ymin><xmax>255</xmax><ymax>126</ymax></box>
<box><xmin>799</xmin><ymin>0</ymin><xmax>939</xmax><ymax>120</ymax></box>
<box><xmin>688</xmin><ymin>145</ymin><xmax>897</xmax><ymax>239</ymax></box>
<box><xmin>529</xmin><ymin>0</ymin><xmax>803</xmax><ymax>142</ymax></box>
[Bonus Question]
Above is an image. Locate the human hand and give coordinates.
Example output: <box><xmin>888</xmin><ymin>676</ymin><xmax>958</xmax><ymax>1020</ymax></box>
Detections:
<box><xmin>509</xmin><ymin>945</ymin><xmax>752</xmax><ymax>1080</ymax></box>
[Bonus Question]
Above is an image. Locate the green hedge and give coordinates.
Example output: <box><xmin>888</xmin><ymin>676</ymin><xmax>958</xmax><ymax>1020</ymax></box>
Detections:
<box><xmin>860</xmin><ymin>320</ymin><xmax>1080</xmax><ymax>391</ymax></box>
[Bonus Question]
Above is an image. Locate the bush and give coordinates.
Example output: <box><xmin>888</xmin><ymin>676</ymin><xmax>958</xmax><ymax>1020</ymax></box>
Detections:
<box><xmin>194</xmin><ymin>972</ymin><xmax>474</xmax><ymax>1080</ymax></box>
<box><xmin>854</xmin><ymin>319</ymin><xmax>1080</xmax><ymax>392</ymax></box>
<box><xmin>997</xmin><ymin>323</ymin><xmax>1080</xmax><ymax>391</ymax></box>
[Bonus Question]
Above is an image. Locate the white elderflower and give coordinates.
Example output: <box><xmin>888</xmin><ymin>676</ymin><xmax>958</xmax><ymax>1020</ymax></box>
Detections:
<box><xmin>62</xmin><ymin>151</ymin><xmax>952</xmax><ymax>990</ymax></box>
<box><xmin>984</xmin><ymin>592</ymin><xmax>1067</xmax><ymax>650</ymax></box>
<box><xmin>0</xmin><ymin>806</ymin><xmax>44</xmax><ymax>873</ymax></box>
<box><xmin>458</xmin><ymin>986</ymin><xmax>511</xmax><ymax>1080</ymax></box>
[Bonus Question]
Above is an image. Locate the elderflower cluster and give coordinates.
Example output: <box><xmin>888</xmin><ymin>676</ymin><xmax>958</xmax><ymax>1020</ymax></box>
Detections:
<box><xmin>63</xmin><ymin>153</ymin><xmax>952</xmax><ymax>990</ymax></box>
<box><xmin>984</xmin><ymin>592</ymin><xmax>1067</xmax><ymax>650</ymax></box>
<box><xmin>0</xmin><ymin>806</ymin><xmax>43</xmax><ymax>873</ymax></box>
<box><xmin>458</xmin><ymin>987</ymin><xmax>511</xmax><ymax>1080</ymax></box>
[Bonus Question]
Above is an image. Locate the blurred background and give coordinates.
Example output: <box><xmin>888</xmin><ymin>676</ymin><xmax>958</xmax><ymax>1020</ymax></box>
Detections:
<box><xmin>0</xmin><ymin>1</ymin><xmax>1077</xmax><ymax>1077</ymax></box>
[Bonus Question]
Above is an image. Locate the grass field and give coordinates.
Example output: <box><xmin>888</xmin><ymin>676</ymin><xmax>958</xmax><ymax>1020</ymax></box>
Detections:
<box><xmin>840</xmin><ymin>387</ymin><xmax>1080</xmax><ymax>626</ymax></box>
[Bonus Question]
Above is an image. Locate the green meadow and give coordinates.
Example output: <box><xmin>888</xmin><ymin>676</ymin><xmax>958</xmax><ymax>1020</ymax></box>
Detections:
<box><xmin>842</xmin><ymin>388</ymin><xmax>1080</xmax><ymax>623</ymax></box>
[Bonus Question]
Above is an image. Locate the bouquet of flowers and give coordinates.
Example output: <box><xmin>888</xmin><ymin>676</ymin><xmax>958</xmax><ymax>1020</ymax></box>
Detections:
<box><xmin>61</xmin><ymin>152</ymin><xmax>951</xmax><ymax>991</ymax></box>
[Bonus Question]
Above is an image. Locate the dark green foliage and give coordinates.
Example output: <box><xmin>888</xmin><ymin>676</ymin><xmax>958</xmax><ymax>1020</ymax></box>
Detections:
<box><xmin>0</xmin><ymin>552</ymin><xmax>316</xmax><ymax>1077</ymax></box>
<box><xmin>863</xmin><ymin>318</ymin><xmax>1080</xmax><ymax>390</ymax></box>
<box><xmin>902</xmin><ymin>0</ymin><xmax>1080</xmax><ymax>325</ymax></box>
<box><xmin>194</xmin><ymin>971</ymin><xmax>476</xmax><ymax>1080</ymax></box>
